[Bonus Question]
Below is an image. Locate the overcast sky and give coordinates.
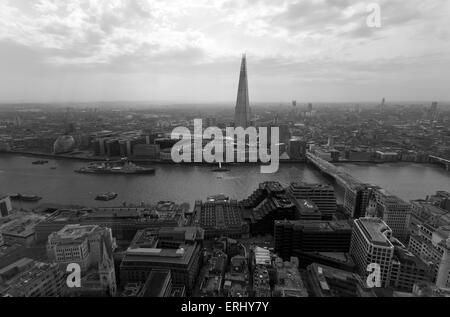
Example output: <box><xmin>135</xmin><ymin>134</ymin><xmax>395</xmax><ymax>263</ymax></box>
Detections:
<box><xmin>0</xmin><ymin>0</ymin><xmax>449</xmax><ymax>104</ymax></box>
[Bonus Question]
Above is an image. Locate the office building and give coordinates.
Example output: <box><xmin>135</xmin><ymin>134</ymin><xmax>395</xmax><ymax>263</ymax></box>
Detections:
<box><xmin>47</xmin><ymin>224</ymin><xmax>116</xmax><ymax>272</ymax></box>
<box><xmin>0</xmin><ymin>243</ymin><xmax>48</xmax><ymax>269</ymax></box>
<box><xmin>274</xmin><ymin>219</ymin><xmax>352</xmax><ymax>260</ymax></box>
<box><xmin>132</xmin><ymin>144</ymin><xmax>160</xmax><ymax>159</ymax></box>
<box><xmin>105</xmin><ymin>139</ymin><xmax>121</xmax><ymax>157</ymax></box>
<box><xmin>0</xmin><ymin>258</ymin><xmax>65</xmax><ymax>297</ymax></box>
<box><xmin>288</xmin><ymin>182</ymin><xmax>337</xmax><ymax>219</ymax></box>
<box><xmin>64</xmin><ymin>239</ymin><xmax>117</xmax><ymax>297</ymax></box>
<box><xmin>241</xmin><ymin>182</ymin><xmax>299</xmax><ymax>235</ymax></box>
<box><xmin>350</xmin><ymin>217</ymin><xmax>395</xmax><ymax>287</ymax></box>
<box><xmin>409</xmin><ymin>192</ymin><xmax>450</xmax><ymax>235</ymax></box>
<box><xmin>408</xmin><ymin>224</ymin><xmax>450</xmax><ymax>288</ymax></box>
<box><xmin>288</xmin><ymin>139</ymin><xmax>307</xmax><ymax>161</ymax></box>
<box><xmin>192</xmin><ymin>196</ymin><xmax>249</xmax><ymax>239</ymax></box>
<box><xmin>375</xmin><ymin>151</ymin><xmax>399</xmax><ymax>162</ymax></box>
<box><xmin>343</xmin><ymin>184</ymin><xmax>372</xmax><ymax>219</ymax></box>
<box><xmin>119</xmin><ymin>227</ymin><xmax>203</xmax><ymax>294</ymax></box>
<box><xmin>367</xmin><ymin>188</ymin><xmax>412</xmax><ymax>242</ymax></box>
<box><xmin>35</xmin><ymin>203</ymin><xmax>185</xmax><ymax>243</ymax></box>
<box><xmin>296</xmin><ymin>199</ymin><xmax>322</xmax><ymax>220</ymax></box>
<box><xmin>388</xmin><ymin>246</ymin><xmax>431</xmax><ymax>292</ymax></box>
<box><xmin>0</xmin><ymin>212</ymin><xmax>44</xmax><ymax>247</ymax></box>
<box><xmin>409</xmin><ymin>200</ymin><xmax>449</xmax><ymax>235</ymax></box>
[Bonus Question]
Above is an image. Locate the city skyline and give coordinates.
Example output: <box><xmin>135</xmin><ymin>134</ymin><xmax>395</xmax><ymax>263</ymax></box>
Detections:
<box><xmin>0</xmin><ymin>0</ymin><xmax>449</xmax><ymax>103</ymax></box>
<box><xmin>1</xmin><ymin>0</ymin><xmax>450</xmax><ymax>302</ymax></box>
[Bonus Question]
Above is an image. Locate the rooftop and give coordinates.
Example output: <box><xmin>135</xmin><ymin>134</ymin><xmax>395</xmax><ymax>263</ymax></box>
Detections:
<box><xmin>393</xmin><ymin>246</ymin><xmax>429</xmax><ymax>268</ymax></box>
<box><xmin>254</xmin><ymin>246</ymin><xmax>271</xmax><ymax>266</ymax></box>
<box><xmin>0</xmin><ymin>213</ymin><xmax>45</xmax><ymax>238</ymax></box>
<box><xmin>297</xmin><ymin>199</ymin><xmax>320</xmax><ymax>212</ymax></box>
<box><xmin>355</xmin><ymin>217</ymin><xmax>393</xmax><ymax>248</ymax></box>
<box><xmin>43</xmin><ymin>203</ymin><xmax>183</xmax><ymax>224</ymax></box>
<box><xmin>123</xmin><ymin>243</ymin><xmax>198</xmax><ymax>266</ymax></box>
<box><xmin>276</xmin><ymin>219</ymin><xmax>352</xmax><ymax>233</ymax></box>
<box><xmin>55</xmin><ymin>224</ymin><xmax>98</xmax><ymax>239</ymax></box>
<box><xmin>0</xmin><ymin>258</ymin><xmax>34</xmax><ymax>277</ymax></box>
<box><xmin>290</xmin><ymin>182</ymin><xmax>334</xmax><ymax>190</ymax></box>
<box><xmin>307</xmin><ymin>263</ymin><xmax>376</xmax><ymax>297</ymax></box>
<box><xmin>274</xmin><ymin>259</ymin><xmax>308</xmax><ymax>297</ymax></box>
<box><xmin>0</xmin><ymin>259</ymin><xmax>61</xmax><ymax>295</ymax></box>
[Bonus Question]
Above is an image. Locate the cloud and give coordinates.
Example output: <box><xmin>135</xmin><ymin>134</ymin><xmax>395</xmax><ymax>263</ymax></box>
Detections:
<box><xmin>0</xmin><ymin>0</ymin><xmax>216</xmax><ymax>68</ymax></box>
<box><xmin>0</xmin><ymin>0</ymin><xmax>448</xmax><ymax>102</ymax></box>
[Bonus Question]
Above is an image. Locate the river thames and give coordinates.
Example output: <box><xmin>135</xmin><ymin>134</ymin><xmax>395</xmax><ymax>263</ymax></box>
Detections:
<box><xmin>0</xmin><ymin>154</ymin><xmax>448</xmax><ymax>209</ymax></box>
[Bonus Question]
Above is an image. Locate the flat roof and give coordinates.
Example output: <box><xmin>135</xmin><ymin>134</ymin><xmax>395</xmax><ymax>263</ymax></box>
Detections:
<box><xmin>290</xmin><ymin>182</ymin><xmax>334</xmax><ymax>190</ymax></box>
<box><xmin>123</xmin><ymin>243</ymin><xmax>198</xmax><ymax>266</ymax></box>
<box><xmin>297</xmin><ymin>199</ymin><xmax>319</xmax><ymax>212</ymax></box>
<box><xmin>0</xmin><ymin>215</ymin><xmax>44</xmax><ymax>238</ymax></box>
<box><xmin>56</xmin><ymin>224</ymin><xmax>98</xmax><ymax>238</ymax></box>
<box><xmin>356</xmin><ymin>218</ymin><xmax>393</xmax><ymax>248</ymax></box>
<box><xmin>276</xmin><ymin>219</ymin><xmax>352</xmax><ymax>232</ymax></box>
<box><xmin>254</xmin><ymin>247</ymin><xmax>271</xmax><ymax>266</ymax></box>
<box><xmin>393</xmin><ymin>247</ymin><xmax>428</xmax><ymax>268</ymax></box>
<box><xmin>0</xmin><ymin>258</ymin><xmax>34</xmax><ymax>275</ymax></box>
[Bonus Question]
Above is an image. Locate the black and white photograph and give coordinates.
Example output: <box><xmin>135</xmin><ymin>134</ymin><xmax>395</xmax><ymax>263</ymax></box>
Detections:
<box><xmin>0</xmin><ymin>0</ymin><xmax>449</xmax><ymax>306</ymax></box>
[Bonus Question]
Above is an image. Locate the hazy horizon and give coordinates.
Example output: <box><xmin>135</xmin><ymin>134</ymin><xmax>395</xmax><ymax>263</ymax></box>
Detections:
<box><xmin>0</xmin><ymin>0</ymin><xmax>449</xmax><ymax>103</ymax></box>
<box><xmin>1</xmin><ymin>100</ymin><xmax>449</xmax><ymax>110</ymax></box>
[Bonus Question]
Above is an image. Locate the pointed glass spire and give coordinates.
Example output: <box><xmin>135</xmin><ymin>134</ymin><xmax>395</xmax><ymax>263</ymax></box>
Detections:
<box><xmin>234</xmin><ymin>54</ymin><xmax>251</xmax><ymax>128</ymax></box>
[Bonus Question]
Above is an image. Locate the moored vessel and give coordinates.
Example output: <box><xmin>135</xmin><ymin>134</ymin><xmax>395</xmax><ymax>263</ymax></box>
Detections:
<box><xmin>9</xmin><ymin>193</ymin><xmax>42</xmax><ymax>202</ymax></box>
<box><xmin>32</xmin><ymin>160</ymin><xmax>48</xmax><ymax>165</ymax></box>
<box><xmin>95</xmin><ymin>192</ymin><xmax>118</xmax><ymax>201</ymax></box>
<box><xmin>75</xmin><ymin>159</ymin><xmax>155</xmax><ymax>175</ymax></box>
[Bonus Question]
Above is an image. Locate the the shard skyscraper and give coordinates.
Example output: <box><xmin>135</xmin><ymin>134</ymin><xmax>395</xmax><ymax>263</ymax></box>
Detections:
<box><xmin>234</xmin><ymin>54</ymin><xmax>251</xmax><ymax>128</ymax></box>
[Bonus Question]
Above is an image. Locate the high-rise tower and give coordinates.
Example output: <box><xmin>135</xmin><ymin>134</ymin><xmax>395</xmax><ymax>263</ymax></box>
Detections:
<box><xmin>234</xmin><ymin>54</ymin><xmax>251</xmax><ymax>128</ymax></box>
<box><xmin>380</xmin><ymin>97</ymin><xmax>385</xmax><ymax>112</ymax></box>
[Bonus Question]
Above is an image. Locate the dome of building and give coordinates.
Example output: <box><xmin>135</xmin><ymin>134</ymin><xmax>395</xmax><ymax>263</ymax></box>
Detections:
<box><xmin>53</xmin><ymin>135</ymin><xmax>75</xmax><ymax>154</ymax></box>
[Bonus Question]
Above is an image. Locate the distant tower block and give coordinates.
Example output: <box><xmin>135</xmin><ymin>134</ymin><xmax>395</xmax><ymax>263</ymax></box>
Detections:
<box><xmin>380</xmin><ymin>98</ymin><xmax>385</xmax><ymax>112</ymax></box>
<box><xmin>292</xmin><ymin>100</ymin><xmax>297</xmax><ymax>107</ymax></box>
<box><xmin>234</xmin><ymin>54</ymin><xmax>251</xmax><ymax>128</ymax></box>
<box><xmin>327</xmin><ymin>136</ymin><xmax>334</xmax><ymax>147</ymax></box>
<box><xmin>430</xmin><ymin>102</ymin><xmax>439</xmax><ymax>121</ymax></box>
